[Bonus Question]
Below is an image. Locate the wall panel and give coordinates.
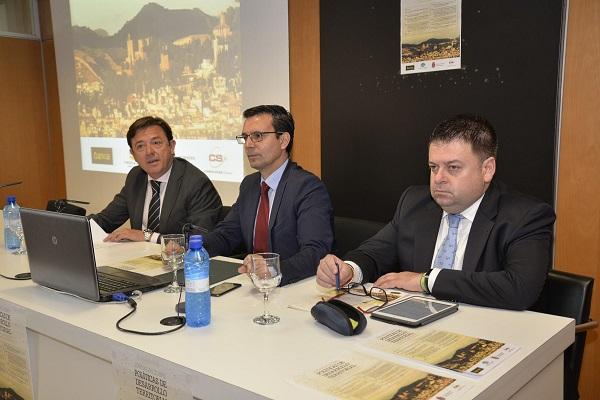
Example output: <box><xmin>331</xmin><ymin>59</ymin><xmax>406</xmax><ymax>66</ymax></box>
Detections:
<box><xmin>555</xmin><ymin>0</ymin><xmax>600</xmax><ymax>398</ymax></box>
<box><xmin>320</xmin><ymin>0</ymin><xmax>563</xmax><ymax>221</ymax></box>
<box><xmin>0</xmin><ymin>0</ymin><xmax>65</xmax><ymax>210</ymax></box>
<box><xmin>289</xmin><ymin>0</ymin><xmax>321</xmax><ymax>176</ymax></box>
<box><xmin>0</xmin><ymin>36</ymin><xmax>60</xmax><ymax>209</ymax></box>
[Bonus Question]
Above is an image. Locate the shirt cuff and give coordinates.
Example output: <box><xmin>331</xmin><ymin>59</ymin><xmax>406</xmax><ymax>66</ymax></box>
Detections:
<box><xmin>428</xmin><ymin>268</ymin><xmax>442</xmax><ymax>292</ymax></box>
<box><xmin>150</xmin><ymin>232</ymin><xmax>161</xmax><ymax>244</ymax></box>
<box><xmin>345</xmin><ymin>261</ymin><xmax>363</xmax><ymax>284</ymax></box>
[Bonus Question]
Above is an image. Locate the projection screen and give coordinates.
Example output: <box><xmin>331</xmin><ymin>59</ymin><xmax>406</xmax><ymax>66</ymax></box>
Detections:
<box><xmin>51</xmin><ymin>0</ymin><xmax>290</xmax><ymax>210</ymax></box>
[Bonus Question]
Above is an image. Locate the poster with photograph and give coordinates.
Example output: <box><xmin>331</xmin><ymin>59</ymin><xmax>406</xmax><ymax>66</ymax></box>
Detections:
<box><xmin>0</xmin><ymin>300</ymin><xmax>33</xmax><ymax>400</ymax></box>
<box><xmin>112</xmin><ymin>347</ymin><xmax>192</xmax><ymax>400</ymax></box>
<box><xmin>366</xmin><ymin>328</ymin><xmax>519</xmax><ymax>376</ymax></box>
<box><xmin>401</xmin><ymin>0</ymin><xmax>461</xmax><ymax>74</ymax></box>
<box><xmin>295</xmin><ymin>352</ymin><xmax>470</xmax><ymax>400</ymax></box>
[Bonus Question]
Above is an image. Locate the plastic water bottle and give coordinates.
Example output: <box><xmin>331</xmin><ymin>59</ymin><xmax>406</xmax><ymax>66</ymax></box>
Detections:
<box><xmin>184</xmin><ymin>235</ymin><xmax>211</xmax><ymax>327</ymax></box>
<box><xmin>3</xmin><ymin>196</ymin><xmax>21</xmax><ymax>250</ymax></box>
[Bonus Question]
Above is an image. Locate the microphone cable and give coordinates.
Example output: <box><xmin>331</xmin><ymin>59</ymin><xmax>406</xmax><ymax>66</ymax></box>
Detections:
<box><xmin>115</xmin><ymin>287</ymin><xmax>186</xmax><ymax>335</ymax></box>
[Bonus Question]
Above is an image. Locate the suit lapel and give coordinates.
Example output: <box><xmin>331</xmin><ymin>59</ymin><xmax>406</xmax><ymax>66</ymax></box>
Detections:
<box><xmin>132</xmin><ymin>170</ymin><xmax>148</xmax><ymax>229</ymax></box>
<box><xmin>159</xmin><ymin>158</ymin><xmax>183</xmax><ymax>232</ymax></box>
<box><xmin>463</xmin><ymin>182</ymin><xmax>499</xmax><ymax>271</ymax></box>
<box><xmin>414</xmin><ymin>201</ymin><xmax>443</xmax><ymax>269</ymax></box>
<box><xmin>268</xmin><ymin>162</ymin><xmax>293</xmax><ymax>232</ymax></box>
<box><xmin>244</xmin><ymin>173</ymin><xmax>261</xmax><ymax>251</ymax></box>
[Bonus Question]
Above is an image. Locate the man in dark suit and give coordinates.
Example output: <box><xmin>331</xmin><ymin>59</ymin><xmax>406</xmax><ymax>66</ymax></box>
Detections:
<box><xmin>317</xmin><ymin>115</ymin><xmax>555</xmax><ymax>310</ymax></box>
<box><xmin>203</xmin><ymin>105</ymin><xmax>333</xmax><ymax>285</ymax></box>
<box><xmin>90</xmin><ymin>116</ymin><xmax>222</xmax><ymax>243</ymax></box>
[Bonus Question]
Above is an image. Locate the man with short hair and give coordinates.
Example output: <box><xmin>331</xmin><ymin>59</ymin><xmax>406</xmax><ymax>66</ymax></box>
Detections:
<box><xmin>91</xmin><ymin>116</ymin><xmax>222</xmax><ymax>243</ymax></box>
<box><xmin>317</xmin><ymin>114</ymin><xmax>555</xmax><ymax>310</ymax></box>
<box><xmin>203</xmin><ymin>105</ymin><xmax>333</xmax><ymax>285</ymax></box>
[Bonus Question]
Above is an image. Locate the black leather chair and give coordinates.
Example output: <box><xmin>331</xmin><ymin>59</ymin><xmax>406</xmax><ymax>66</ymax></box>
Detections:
<box><xmin>531</xmin><ymin>270</ymin><xmax>598</xmax><ymax>400</ymax></box>
<box><xmin>333</xmin><ymin>216</ymin><xmax>386</xmax><ymax>258</ymax></box>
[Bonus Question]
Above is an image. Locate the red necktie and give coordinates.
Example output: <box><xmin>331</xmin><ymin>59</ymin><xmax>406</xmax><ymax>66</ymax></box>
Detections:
<box><xmin>253</xmin><ymin>182</ymin><xmax>270</xmax><ymax>253</ymax></box>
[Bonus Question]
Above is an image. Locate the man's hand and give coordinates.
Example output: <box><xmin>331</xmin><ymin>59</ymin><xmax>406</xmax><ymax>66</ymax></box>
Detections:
<box><xmin>238</xmin><ymin>254</ymin><xmax>253</xmax><ymax>274</ymax></box>
<box><xmin>316</xmin><ymin>254</ymin><xmax>353</xmax><ymax>288</ymax></box>
<box><xmin>104</xmin><ymin>228</ymin><xmax>145</xmax><ymax>242</ymax></box>
<box><xmin>374</xmin><ymin>272</ymin><xmax>422</xmax><ymax>292</ymax></box>
<box><xmin>238</xmin><ymin>254</ymin><xmax>270</xmax><ymax>277</ymax></box>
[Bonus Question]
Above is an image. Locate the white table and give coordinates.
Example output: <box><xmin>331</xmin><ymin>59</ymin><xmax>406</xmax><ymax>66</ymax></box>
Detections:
<box><xmin>0</xmin><ymin>242</ymin><xmax>573</xmax><ymax>399</ymax></box>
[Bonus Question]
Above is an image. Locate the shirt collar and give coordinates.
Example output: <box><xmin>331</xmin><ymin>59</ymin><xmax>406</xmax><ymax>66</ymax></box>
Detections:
<box><xmin>262</xmin><ymin>158</ymin><xmax>289</xmax><ymax>192</ymax></box>
<box><xmin>441</xmin><ymin>193</ymin><xmax>484</xmax><ymax>223</ymax></box>
<box><xmin>147</xmin><ymin>164</ymin><xmax>173</xmax><ymax>184</ymax></box>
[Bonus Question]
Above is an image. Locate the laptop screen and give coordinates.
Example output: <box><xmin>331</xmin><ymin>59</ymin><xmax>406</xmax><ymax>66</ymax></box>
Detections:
<box><xmin>20</xmin><ymin>208</ymin><xmax>102</xmax><ymax>300</ymax></box>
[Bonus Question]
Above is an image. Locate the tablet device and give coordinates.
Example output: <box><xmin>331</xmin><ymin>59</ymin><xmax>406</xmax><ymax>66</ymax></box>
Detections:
<box><xmin>371</xmin><ymin>296</ymin><xmax>458</xmax><ymax>327</ymax></box>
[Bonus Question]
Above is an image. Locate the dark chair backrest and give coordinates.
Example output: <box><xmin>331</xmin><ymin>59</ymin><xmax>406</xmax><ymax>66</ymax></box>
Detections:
<box><xmin>531</xmin><ymin>269</ymin><xmax>594</xmax><ymax>400</ymax></box>
<box><xmin>333</xmin><ymin>216</ymin><xmax>386</xmax><ymax>258</ymax></box>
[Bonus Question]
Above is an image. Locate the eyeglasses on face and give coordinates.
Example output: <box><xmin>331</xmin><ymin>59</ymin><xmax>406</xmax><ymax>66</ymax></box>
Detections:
<box><xmin>235</xmin><ymin>131</ymin><xmax>281</xmax><ymax>144</ymax></box>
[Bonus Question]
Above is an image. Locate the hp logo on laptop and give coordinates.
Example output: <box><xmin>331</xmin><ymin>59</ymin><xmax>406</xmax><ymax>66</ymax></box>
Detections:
<box><xmin>51</xmin><ymin>235</ymin><xmax>58</xmax><ymax>245</ymax></box>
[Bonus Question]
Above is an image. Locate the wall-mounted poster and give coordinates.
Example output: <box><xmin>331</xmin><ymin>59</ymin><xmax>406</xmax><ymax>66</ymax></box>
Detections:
<box><xmin>401</xmin><ymin>0</ymin><xmax>461</xmax><ymax>74</ymax></box>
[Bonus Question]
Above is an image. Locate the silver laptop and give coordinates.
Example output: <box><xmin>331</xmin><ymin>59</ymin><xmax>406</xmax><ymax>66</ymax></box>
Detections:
<box><xmin>20</xmin><ymin>208</ymin><xmax>168</xmax><ymax>302</ymax></box>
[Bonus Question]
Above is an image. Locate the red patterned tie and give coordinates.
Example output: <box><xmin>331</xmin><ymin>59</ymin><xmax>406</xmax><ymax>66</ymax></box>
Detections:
<box><xmin>253</xmin><ymin>182</ymin><xmax>270</xmax><ymax>253</ymax></box>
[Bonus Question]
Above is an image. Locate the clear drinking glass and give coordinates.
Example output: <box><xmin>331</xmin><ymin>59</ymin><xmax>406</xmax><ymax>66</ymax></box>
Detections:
<box><xmin>11</xmin><ymin>222</ymin><xmax>27</xmax><ymax>255</ymax></box>
<box><xmin>161</xmin><ymin>234</ymin><xmax>185</xmax><ymax>293</ymax></box>
<box><xmin>249</xmin><ymin>253</ymin><xmax>282</xmax><ymax>325</ymax></box>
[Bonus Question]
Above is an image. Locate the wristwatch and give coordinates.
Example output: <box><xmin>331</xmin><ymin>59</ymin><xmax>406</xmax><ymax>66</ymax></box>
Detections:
<box><xmin>420</xmin><ymin>269</ymin><xmax>433</xmax><ymax>294</ymax></box>
<box><xmin>143</xmin><ymin>229</ymin><xmax>153</xmax><ymax>242</ymax></box>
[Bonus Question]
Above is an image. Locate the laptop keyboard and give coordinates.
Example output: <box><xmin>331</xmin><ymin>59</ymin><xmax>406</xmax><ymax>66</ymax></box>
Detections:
<box><xmin>97</xmin><ymin>272</ymin><xmax>138</xmax><ymax>292</ymax></box>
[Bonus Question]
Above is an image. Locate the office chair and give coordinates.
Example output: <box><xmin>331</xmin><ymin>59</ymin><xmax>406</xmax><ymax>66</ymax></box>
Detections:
<box><xmin>531</xmin><ymin>269</ymin><xmax>597</xmax><ymax>400</ymax></box>
<box><xmin>333</xmin><ymin>216</ymin><xmax>386</xmax><ymax>258</ymax></box>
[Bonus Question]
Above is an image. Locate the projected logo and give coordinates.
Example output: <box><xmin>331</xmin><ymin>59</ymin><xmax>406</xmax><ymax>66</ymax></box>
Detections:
<box><xmin>209</xmin><ymin>147</ymin><xmax>225</xmax><ymax>168</ymax></box>
<box><xmin>91</xmin><ymin>147</ymin><xmax>114</xmax><ymax>165</ymax></box>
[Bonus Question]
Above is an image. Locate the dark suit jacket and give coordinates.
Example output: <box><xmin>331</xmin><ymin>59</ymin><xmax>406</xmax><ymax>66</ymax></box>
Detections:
<box><xmin>91</xmin><ymin>157</ymin><xmax>222</xmax><ymax>240</ymax></box>
<box><xmin>203</xmin><ymin>161</ymin><xmax>334</xmax><ymax>285</ymax></box>
<box><xmin>346</xmin><ymin>181</ymin><xmax>556</xmax><ymax>310</ymax></box>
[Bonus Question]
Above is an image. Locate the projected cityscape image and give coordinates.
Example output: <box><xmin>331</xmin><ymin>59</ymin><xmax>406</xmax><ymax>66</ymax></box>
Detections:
<box><xmin>72</xmin><ymin>1</ymin><xmax>241</xmax><ymax>141</ymax></box>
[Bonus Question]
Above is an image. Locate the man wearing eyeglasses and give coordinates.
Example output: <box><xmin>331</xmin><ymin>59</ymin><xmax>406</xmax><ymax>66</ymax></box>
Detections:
<box><xmin>316</xmin><ymin>114</ymin><xmax>555</xmax><ymax>310</ymax></box>
<box><xmin>203</xmin><ymin>105</ymin><xmax>334</xmax><ymax>285</ymax></box>
<box><xmin>90</xmin><ymin>116</ymin><xmax>222</xmax><ymax>243</ymax></box>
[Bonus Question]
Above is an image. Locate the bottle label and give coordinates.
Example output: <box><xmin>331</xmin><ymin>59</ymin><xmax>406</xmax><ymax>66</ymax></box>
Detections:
<box><xmin>185</xmin><ymin>277</ymin><xmax>209</xmax><ymax>293</ymax></box>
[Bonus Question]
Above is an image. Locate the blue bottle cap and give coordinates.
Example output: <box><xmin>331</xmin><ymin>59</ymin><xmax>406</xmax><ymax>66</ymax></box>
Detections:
<box><xmin>189</xmin><ymin>234</ymin><xmax>203</xmax><ymax>249</ymax></box>
<box><xmin>6</xmin><ymin>195</ymin><xmax>16</xmax><ymax>204</ymax></box>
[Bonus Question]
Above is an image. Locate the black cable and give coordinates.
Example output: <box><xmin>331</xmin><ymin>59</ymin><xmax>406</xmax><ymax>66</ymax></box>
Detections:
<box><xmin>0</xmin><ymin>272</ymin><xmax>31</xmax><ymax>280</ymax></box>
<box><xmin>115</xmin><ymin>287</ymin><xmax>186</xmax><ymax>335</ymax></box>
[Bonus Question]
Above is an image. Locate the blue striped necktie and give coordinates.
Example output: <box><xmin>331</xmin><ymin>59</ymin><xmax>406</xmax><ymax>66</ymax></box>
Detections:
<box><xmin>433</xmin><ymin>214</ymin><xmax>463</xmax><ymax>269</ymax></box>
<box><xmin>147</xmin><ymin>180</ymin><xmax>161</xmax><ymax>232</ymax></box>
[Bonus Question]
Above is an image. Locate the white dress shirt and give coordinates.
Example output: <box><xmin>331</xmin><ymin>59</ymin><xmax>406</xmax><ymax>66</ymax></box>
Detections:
<box><xmin>253</xmin><ymin>158</ymin><xmax>289</xmax><ymax>237</ymax></box>
<box><xmin>427</xmin><ymin>195</ymin><xmax>483</xmax><ymax>290</ymax></box>
<box><xmin>142</xmin><ymin>166</ymin><xmax>172</xmax><ymax>243</ymax></box>
<box><xmin>347</xmin><ymin>194</ymin><xmax>485</xmax><ymax>292</ymax></box>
